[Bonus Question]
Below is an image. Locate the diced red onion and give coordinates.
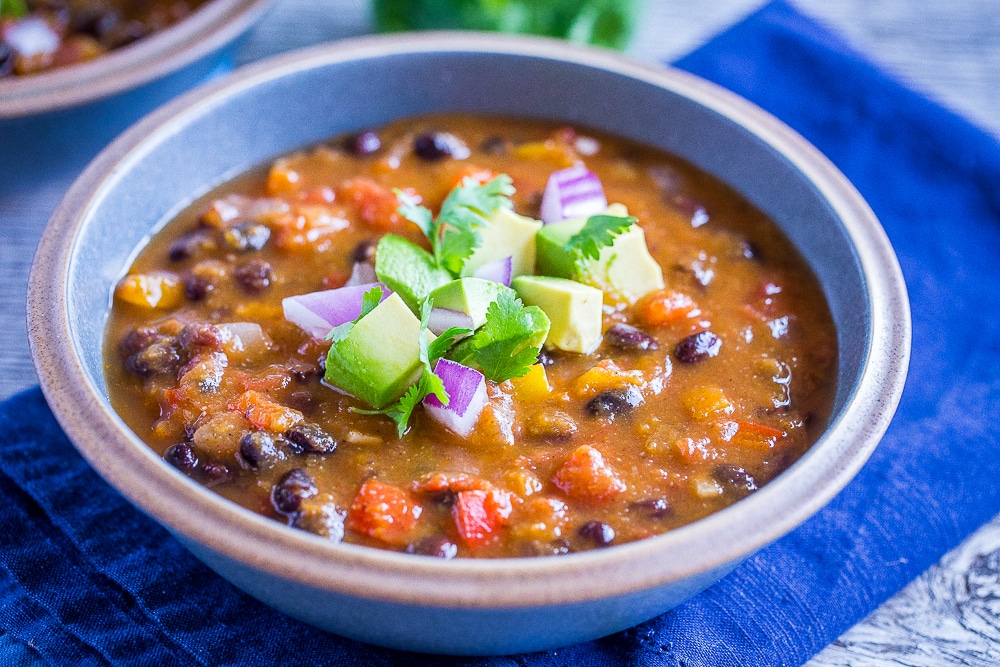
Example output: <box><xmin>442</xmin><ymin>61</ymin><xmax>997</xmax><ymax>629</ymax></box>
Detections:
<box><xmin>345</xmin><ymin>262</ymin><xmax>377</xmax><ymax>286</ymax></box>
<box><xmin>540</xmin><ymin>166</ymin><xmax>607</xmax><ymax>224</ymax></box>
<box><xmin>471</xmin><ymin>256</ymin><xmax>512</xmax><ymax>286</ymax></box>
<box><xmin>282</xmin><ymin>282</ymin><xmax>388</xmax><ymax>338</ymax></box>
<box><xmin>427</xmin><ymin>307</ymin><xmax>475</xmax><ymax>336</ymax></box>
<box><xmin>3</xmin><ymin>17</ymin><xmax>60</xmax><ymax>57</ymax></box>
<box><xmin>423</xmin><ymin>359</ymin><xmax>487</xmax><ymax>437</ymax></box>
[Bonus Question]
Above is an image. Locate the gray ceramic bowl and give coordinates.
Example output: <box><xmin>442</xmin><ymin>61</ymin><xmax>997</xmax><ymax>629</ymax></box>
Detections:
<box><xmin>0</xmin><ymin>0</ymin><xmax>275</xmax><ymax>119</ymax></box>
<box><xmin>28</xmin><ymin>33</ymin><xmax>910</xmax><ymax>655</ymax></box>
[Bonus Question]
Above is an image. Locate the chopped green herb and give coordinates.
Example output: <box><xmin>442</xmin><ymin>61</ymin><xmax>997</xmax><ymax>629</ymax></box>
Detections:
<box><xmin>566</xmin><ymin>214</ymin><xmax>637</xmax><ymax>267</ymax></box>
<box><xmin>450</xmin><ymin>289</ymin><xmax>550</xmax><ymax>382</ymax></box>
<box><xmin>0</xmin><ymin>0</ymin><xmax>27</xmax><ymax>18</ymax></box>
<box><xmin>396</xmin><ymin>174</ymin><xmax>515</xmax><ymax>274</ymax></box>
<box><xmin>325</xmin><ymin>286</ymin><xmax>384</xmax><ymax>343</ymax></box>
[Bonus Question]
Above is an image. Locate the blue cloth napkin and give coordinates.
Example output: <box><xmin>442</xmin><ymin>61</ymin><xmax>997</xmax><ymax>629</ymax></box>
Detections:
<box><xmin>4</xmin><ymin>1</ymin><xmax>1000</xmax><ymax>664</ymax></box>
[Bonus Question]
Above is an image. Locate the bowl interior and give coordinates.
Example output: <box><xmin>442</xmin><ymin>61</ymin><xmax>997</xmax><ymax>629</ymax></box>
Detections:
<box><xmin>71</xmin><ymin>45</ymin><xmax>866</xmax><ymax>416</ymax></box>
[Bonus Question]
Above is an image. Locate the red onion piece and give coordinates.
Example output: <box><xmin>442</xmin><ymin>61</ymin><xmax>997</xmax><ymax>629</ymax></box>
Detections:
<box><xmin>344</xmin><ymin>262</ymin><xmax>377</xmax><ymax>286</ymax></box>
<box><xmin>3</xmin><ymin>17</ymin><xmax>60</xmax><ymax>58</ymax></box>
<box><xmin>471</xmin><ymin>256</ymin><xmax>512</xmax><ymax>286</ymax></box>
<box><xmin>282</xmin><ymin>282</ymin><xmax>388</xmax><ymax>338</ymax></box>
<box><xmin>540</xmin><ymin>166</ymin><xmax>607</xmax><ymax>224</ymax></box>
<box><xmin>427</xmin><ymin>308</ymin><xmax>475</xmax><ymax>336</ymax></box>
<box><xmin>423</xmin><ymin>359</ymin><xmax>487</xmax><ymax>437</ymax></box>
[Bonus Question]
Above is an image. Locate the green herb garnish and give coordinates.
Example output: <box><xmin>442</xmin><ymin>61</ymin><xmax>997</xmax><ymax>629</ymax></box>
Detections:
<box><xmin>396</xmin><ymin>174</ymin><xmax>515</xmax><ymax>274</ymax></box>
<box><xmin>566</xmin><ymin>214</ymin><xmax>637</xmax><ymax>268</ymax></box>
<box><xmin>0</xmin><ymin>0</ymin><xmax>27</xmax><ymax>18</ymax></box>
<box><xmin>450</xmin><ymin>289</ymin><xmax>549</xmax><ymax>383</ymax></box>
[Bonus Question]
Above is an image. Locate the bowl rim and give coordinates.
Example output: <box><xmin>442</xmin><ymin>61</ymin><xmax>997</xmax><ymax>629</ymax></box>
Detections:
<box><xmin>0</xmin><ymin>0</ymin><xmax>276</xmax><ymax>119</ymax></box>
<box><xmin>27</xmin><ymin>32</ymin><xmax>911</xmax><ymax>610</ymax></box>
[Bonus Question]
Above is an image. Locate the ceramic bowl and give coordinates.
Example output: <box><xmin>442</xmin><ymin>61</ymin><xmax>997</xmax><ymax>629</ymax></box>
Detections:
<box><xmin>0</xmin><ymin>0</ymin><xmax>275</xmax><ymax>119</ymax></box>
<box><xmin>27</xmin><ymin>33</ymin><xmax>910</xmax><ymax>655</ymax></box>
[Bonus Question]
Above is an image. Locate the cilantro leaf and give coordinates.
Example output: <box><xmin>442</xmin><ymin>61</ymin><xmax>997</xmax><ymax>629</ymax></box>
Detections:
<box><xmin>455</xmin><ymin>290</ymin><xmax>550</xmax><ymax>382</ymax></box>
<box><xmin>324</xmin><ymin>286</ymin><xmax>383</xmax><ymax>343</ymax></box>
<box><xmin>566</xmin><ymin>214</ymin><xmax>637</xmax><ymax>264</ymax></box>
<box><xmin>353</xmin><ymin>378</ymin><xmax>428</xmax><ymax>439</ymax></box>
<box><xmin>428</xmin><ymin>326</ymin><xmax>471</xmax><ymax>363</ymax></box>
<box><xmin>0</xmin><ymin>0</ymin><xmax>27</xmax><ymax>18</ymax></box>
<box><xmin>396</xmin><ymin>175</ymin><xmax>515</xmax><ymax>274</ymax></box>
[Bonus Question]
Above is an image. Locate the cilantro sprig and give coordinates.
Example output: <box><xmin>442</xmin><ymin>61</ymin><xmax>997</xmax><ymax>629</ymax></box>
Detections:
<box><xmin>353</xmin><ymin>298</ymin><xmax>469</xmax><ymax>437</ymax></box>
<box><xmin>0</xmin><ymin>0</ymin><xmax>27</xmax><ymax>18</ymax></box>
<box><xmin>450</xmin><ymin>290</ymin><xmax>550</xmax><ymax>383</ymax></box>
<box><xmin>566</xmin><ymin>214</ymin><xmax>637</xmax><ymax>269</ymax></box>
<box><xmin>396</xmin><ymin>174</ymin><xmax>515</xmax><ymax>274</ymax></box>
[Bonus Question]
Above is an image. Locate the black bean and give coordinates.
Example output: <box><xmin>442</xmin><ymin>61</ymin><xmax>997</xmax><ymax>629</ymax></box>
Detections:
<box><xmin>284</xmin><ymin>422</ymin><xmax>337</xmax><ymax>455</ymax></box>
<box><xmin>537</xmin><ymin>350</ymin><xmax>558</xmax><ymax>367</ymax></box>
<box><xmin>579</xmin><ymin>520</ymin><xmax>616</xmax><ymax>546</ymax></box>
<box><xmin>101</xmin><ymin>19</ymin><xmax>149</xmax><ymax>49</ymax></box>
<box><xmin>125</xmin><ymin>338</ymin><xmax>181</xmax><ymax>377</ymax></box>
<box><xmin>293</xmin><ymin>504</ymin><xmax>345</xmax><ymax>541</ymax></box>
<box><xmin>222</xmin><ymin>221</ymin><xmax>270</xmax><ymax>252</ymax></box>
<box><xmin>712</xmin><ymin>464</ymin><xmax>758</xmax><ymax>497</ymax></box>
<box><xmin>739</xmin><ymin>240</ymin><xmax>761</xmax><ymax>261</ymax></box>
<box><xmin>405</xmin><ymin>536</ymin><xmax>458</xmax><ymax>559</ymax></box>
<box><xmin>0</xmin><ymin>44</ymin><xmax>14</xmax><ymax>78</ymax></box>
<box><xmin>238</xmin><ymin>431</ymin><xmax>281</xmax><ymax>470</ymax></box>
<box><xmin>605</xmin><ymin>323</ymin><xmax>659</xmax><ymax>351</ymax></box>
<box><xmin>70</xmin><ymin>8</ymin><xmax>120</xmax><ymax>39</ymax></box>
<box><xmin>351</xmin><ymin>238</ymin><xmax>378</xmax><ymax>265</ymax></box>
<box><xmin>674</xmin><ymin>331</ymin><xmax>721</xmax><ymax>363</ymax></box>
<box><xmin>163</xmin><ymin>443</ymin><xmax>198</xmax><ymax>472</ymax></box>
<box><xmin>271</xmin><ymin>468</ymin><xmax>317</xmax><ymax>516</ymax></box>
<box><xmin>413</xmin><ymin>132</ymin><xmax>469</xmax><ymax>161</ymax></box>
<box><xmin>585</xmin><ymin>387</ymin><xmax>644</xmax><ymax>421</ymax></box>
<box><xmin>119</xmin><ymin>326</ymin><xmax>159</xmax><ymax>356</ymax></box>
<box><xmin>286</xmin><ymin>391</ymin><xmax>316</xmax><ymax>415</ymax></box>
<box><xmin>479</xmin><ymin>136</ymin><xmax>508</xmax><ymax>155</ymax></box>
<box><xmin>344</xmin><ymin>131</ymin><xmax>381</xmax><ymax>156</ymax></box>
<box><xmin>234</xmin><ymin>259</ymin><xmax>274</xmax><ymax>293</ymax></box>
<box><xmin>289</xmin><ymin>361</ymin><xmax>320</xmax><ymax>383</ymax></box>
<box><xmin>629</xmin><ymin>498</ymin><xmax>672</xmax><ymax>519</ymax></box>
<box><xmin>183</xmin><ymin>275</ymin><xmax>212</xmax><ymax>301</ymax></box>
<box><xmin>203</xmin><ymin>462</ymin><xmax>233</xmax><ymax>485</ymax></box>
<box><xmin>178</xmin><ymin>322</ymin><xmax>223</xmax><ymax>353</ymax></box>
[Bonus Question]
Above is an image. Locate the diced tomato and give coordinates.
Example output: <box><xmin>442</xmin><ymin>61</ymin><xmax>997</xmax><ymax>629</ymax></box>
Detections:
<box><xmin>449</xmin><ymin>165</ymin><xmax>497</xmax><ymax>189</ymax></box>
<box><xmin>732</xmin><ymin>421</ymin><xmax>785</xmax><ymax>450</ymax></box>
<box><xmin>241</xmin><ymin>370</ymin><xmax>291</xmax><ymax>393</ymax></box>
<box><xmin>346</xmin><ymin>479</ymin><xmax>422</xmax><ymax>546</ymax></box>
<box><xmin>553</xmin><ymin>445</ymin><xmax>627</xmax><ymax>503</ymax></box>
<box><xmin>338</xmin><ymin>178</ymin><xmax>416</xmax><ymax>232</ymax></box>
<box><xmin>639</xmin><ymin>289</ymin><xmax>699</xmax><ymax>326</ymax></box>
<box><xmin>227</xmin><ymin>390</ymin><xmax>303</xmax><ymax>432</ymax></box>
<box><xmin>452</xmin><ymin>488</ymin><xmax>513</xmax><ymax>550</ymax></box>
<box><xmin>321</xmin><ymin>271</ymin><xmax>351</xmax><ymax>289</ymax></box>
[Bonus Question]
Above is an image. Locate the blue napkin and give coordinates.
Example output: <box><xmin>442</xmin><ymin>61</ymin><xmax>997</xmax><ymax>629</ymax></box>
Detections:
<box><xmin>4</xmin><ymin>1</ymin><xmax>1000</xmax><ymax>664</ymax></box>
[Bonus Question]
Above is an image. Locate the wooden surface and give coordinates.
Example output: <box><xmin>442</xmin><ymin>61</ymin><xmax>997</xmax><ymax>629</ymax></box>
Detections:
<box><xmin>2</xmin><ymin>0</ymin><xmax>998</xmax><ymax>664</ymax></box>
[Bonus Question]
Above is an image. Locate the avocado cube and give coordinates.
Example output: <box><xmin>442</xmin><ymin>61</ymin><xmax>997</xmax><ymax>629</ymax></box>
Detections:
<box><xmin>324</xmin><ymin>292</ymin><xmax>426</xmax><ymax>408</ymax></box>
<box><xmin>461</xmin><ymin>208</ymin><xmax>543</xmax><ymax>279</ymax></box>
<box><xmin>512</xmin><ymin>276</ymin><xmax>603</xmax><ymax>354</ymax></box>
<box><xmin>535</xmin><ymin>204</ymin><xmax>665</xmax><ymax>305</ymax></box>
<box><xmin>428</xmin><ymin>278</ymin><xmax>509</xmax><ymax>330</ymax></box>
<box><xmin>375</xmin><ymin>234</ymin><xmax>453</xmax><ymax>313</ymax></box>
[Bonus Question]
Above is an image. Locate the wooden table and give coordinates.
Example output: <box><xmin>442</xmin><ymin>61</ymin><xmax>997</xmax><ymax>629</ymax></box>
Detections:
<box><xmin>2</xmin><ymin>1</ymin><xmax>998</xmax><ymax>664</ymax></box>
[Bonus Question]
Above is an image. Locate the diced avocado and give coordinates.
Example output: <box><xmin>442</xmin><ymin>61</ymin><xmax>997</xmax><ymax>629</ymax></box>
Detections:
<box><xmin>324</xmin><ymin>292</ymin><xmax>425</xmax><ymax>408</ymax></box>
<box><xmin>461</xmin><ymin>207</ymin><xmax>543</xmax><ymax>279</ymax></box>
<box><xmin>375</xmin><ymin>234</ymin><xmax>452</xmax><ymax>313</ymax></box>
<box><xmin>535</xmin><ymin>203</ymin><xmax>665</xmax><ymax>305</ymax></box>
<box><xmin>512</xmin><ymin>276</ymin><xmax>603</xmax><ymax>354</ymax></box>
<box><xmin>428</xmin><ymin>277</ymin><xmax>508</xmax><ymax>330</ymax></box>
